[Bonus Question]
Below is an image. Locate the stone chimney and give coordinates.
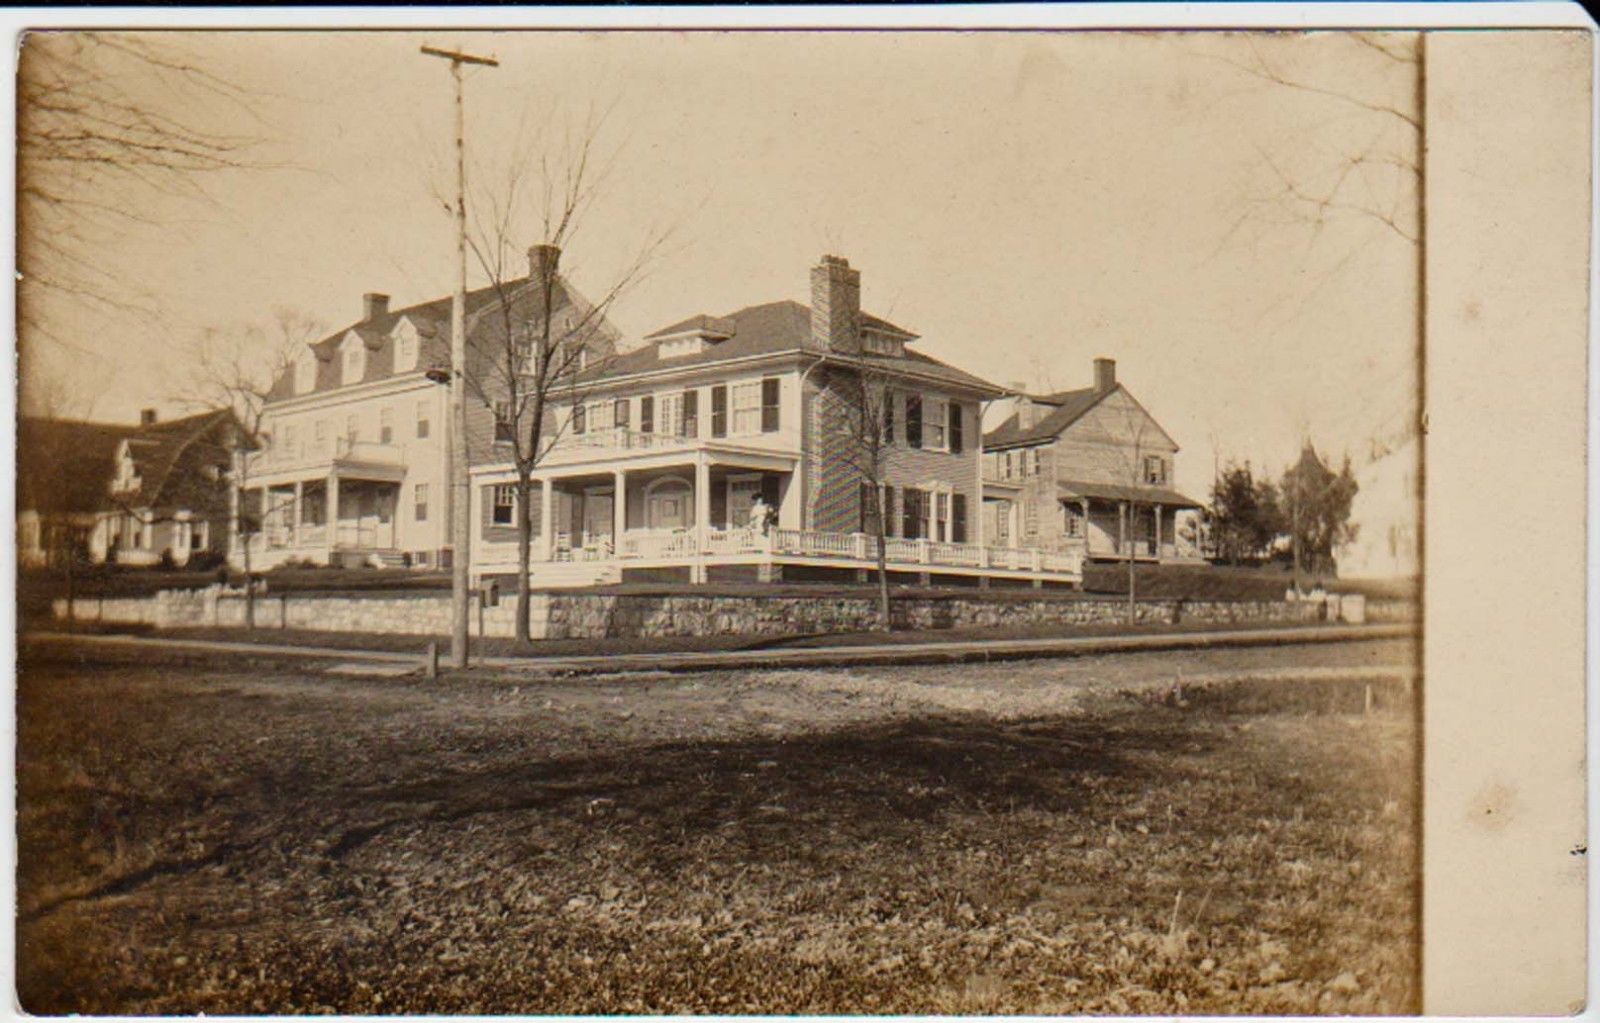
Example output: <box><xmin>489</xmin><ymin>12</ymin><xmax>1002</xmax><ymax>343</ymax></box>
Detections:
<box><xmin>363</xmin><ymin>292</ymin><xmax>389</xmax><ymax>321</ymax></box>
<box><xmin>810</xmin><ymin>255</ymin><xmax>861</xmax><ymax>354</ymax></box>
<box><xmin>529</xmin><ymin>243</ymin><xmax>561</xmax><ymax>287</ymax></box>
<box><xmin>139</xmin><ymin>408</ymin><xmax>158</xmax><ymax>427</ymax></box>
<box><xmin>1094</xmin><ymin>357</ymin><xmax>1117</xmax><ymax>394</ymax></box>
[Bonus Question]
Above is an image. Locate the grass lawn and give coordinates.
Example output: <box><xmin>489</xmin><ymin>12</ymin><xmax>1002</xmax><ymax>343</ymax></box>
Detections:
<box><xmin>17</xmin><ymin>638</ymin><xmax>1417</xmax><ymax>1014</ymax></box>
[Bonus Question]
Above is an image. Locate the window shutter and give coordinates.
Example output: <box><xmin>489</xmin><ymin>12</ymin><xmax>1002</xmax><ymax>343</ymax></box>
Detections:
<box><xmin>949</xmin><ymin>402</ymin><xmax>964</xmax><ymax>454</ymax></box>
<box><xmin>572</xmin><ymin>403</ymin><xmax>586</xmax><ymax>435</ymax></box>
<box><xmin>711</xmin><ymin>385</ymin><xmax>727</xmax><ymax>438</ymax></box>
<box><xmin>761</xmin><ymin>377</ymin><xmax>780</xmax><ymax>432</ymax></box>
<box><xmin>952</xmin><ymin>493</ymin><xmax>968</xmax><ymax>544</ymax></box>
<box><xmin>906</xmin><ymin>395</ymin><xmax>923</xmax><ymax>448</ymax></box>
<box><xmin>614</xmin><ymin>398</ymin><xmax>630</xmax><ymax>430</ymax></box>
<box><xmin>640</xmin><ymin>395</ymin><xmax>654</xmax><ymax>434</ymax></box>
<box><xmin>681</xmin><ymin>389</ymin><xmax>698</xmax><ymax>437</ymax></box>
<box><xmin>528</xmin><ymin>487</ymin><xmax>543</xmax><ymax>536</ymax></box>
<box><xmin>902</xmin><ymin>487</ymin><xmax>920</xmax><ymax>539</ymax></box>
<box><xmin>859</xmin><ymin>482</ymin><xmax>870</xmax><ymax>533</ymax></box>
<box><xmin>882</xmin><ymin>391</ymin><xmax>895</xmax><ymax>445</ymax></box>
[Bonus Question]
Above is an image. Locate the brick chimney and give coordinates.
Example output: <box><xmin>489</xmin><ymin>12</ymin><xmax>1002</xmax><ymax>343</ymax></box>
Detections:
<box><xmin>363</xmin><ymin>292</ymin><xmax>389</xmax><ymax>321</ymax></box>
<box><xmin>529</xmin><ymin>243</ymin><xmax>561</xmax><ymax>287</ymax></box>
<box><xmin>810</xmin><ymin>255</ymin><xmax>861</xmax><ymax>354</ymax></box>
<box><xmin>139</xmin><ymin>408</ymin><xmax>158</xmax><ymax>426</ymax></box>
<box><xmin>1094</xmin><ymin>357</ymin><xmax>1117</xmax><ymax>394</ymax></box>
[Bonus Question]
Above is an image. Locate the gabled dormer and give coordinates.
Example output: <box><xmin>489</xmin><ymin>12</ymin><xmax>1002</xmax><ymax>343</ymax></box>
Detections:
<box><xmin>294</xmin><ymin>345</ymin><xmax>319</xmax><ymax>396</ymax></box>
<box><xmin>339</xmin><ymin>329</ymin><xmax>367</xmax><ymax>386</ymax></box>
<box><xmin>392</xmin><ymin>316</ymin><xmax>421</xmax><ymax>373</ymax></box>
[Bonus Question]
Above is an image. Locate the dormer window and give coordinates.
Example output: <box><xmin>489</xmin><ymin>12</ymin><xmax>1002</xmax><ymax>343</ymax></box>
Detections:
<box><xmin>393</xmin><ymin>320</ymin><xmax>419</xmax><ymax>372</ymax></box>
<box><xmin>861</xmin><ymin>329</ymin><xmax>906</xmax><ymax>358</ymax></box>
<box><xmin>294</xmin><ymin>348</ymin><xmax>318</xmax><ymax>395</ymax></box>
<box><xmin>340</xmin><ymin>331</ymin><xmax>366</xmax><ymax>385</ymax></box>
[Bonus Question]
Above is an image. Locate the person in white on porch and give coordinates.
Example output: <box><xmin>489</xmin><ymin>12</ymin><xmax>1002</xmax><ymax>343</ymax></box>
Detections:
<box><xmin>748</xmin><ymin>494</ymin><xmax>774</xmax><ymax>536</ymax></box>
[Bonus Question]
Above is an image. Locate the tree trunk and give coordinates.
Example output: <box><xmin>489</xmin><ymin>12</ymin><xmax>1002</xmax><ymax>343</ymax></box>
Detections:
<box><xmin>63</xmin><ymin>534</ymin><xmax>75</xmax><ymax>626</ymax></box>
<box><xmin>242</xmin><ymin>527</ymin><xmax>255</xmax><ymax>629</ymax></box>
<box><xmin>515</xmin><ymin>472</ymin><xmax>534</xmax><ymax>645</ymax></box>
<box><xmin>875</xmin><ymin>522</ymin><xmax>892</xmax><ymax>632</ymax></box>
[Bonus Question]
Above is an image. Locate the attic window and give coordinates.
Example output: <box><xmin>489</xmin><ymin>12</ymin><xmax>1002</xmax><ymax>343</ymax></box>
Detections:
<box><xmin>394</xmin><ymin>323</ymin><xmax>418</xmax><ymax>371</ymax></box>
<box><xmin>659</xmin><ymin>336</ymin><xmax>708</xmax><ymax>359</ymax></box>
<box><xmin>861</xmin><ymin>330</ymin><xmax>905</xmax><ymax>358</ymax></box>
<box><xmin>342</xmin><ymin>341</ymin><xmax>364</xmax><ymax>385</ymax></box>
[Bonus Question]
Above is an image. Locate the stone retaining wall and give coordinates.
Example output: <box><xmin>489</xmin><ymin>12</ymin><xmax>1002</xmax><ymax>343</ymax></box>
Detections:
<box><xmin>52</xmin><ymin>586</ymin><xmax>1405</xmax><ymax>640</ymax></box>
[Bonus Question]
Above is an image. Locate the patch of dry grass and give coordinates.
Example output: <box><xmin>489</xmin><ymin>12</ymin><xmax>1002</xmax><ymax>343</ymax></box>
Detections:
<box><xmin>16</xmin><ymin>643</ymin><xmax>1416</xmax><ymax>1014</ymax></box>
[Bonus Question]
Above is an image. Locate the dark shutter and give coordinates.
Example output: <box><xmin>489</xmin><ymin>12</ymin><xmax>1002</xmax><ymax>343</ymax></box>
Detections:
<box><xmin>902</xmin><ymin>487</ymin><xmax>920</xmax><ymax>539</ymax></box>
<box><xmin>760</xmin><ymin>474</ymin><xmax>781</xmax><ymax>509</ymax></box>
<box><xmin>949</xmin><ymin>402</ymin><xmax>964</xmax><ymax>454</ymax></box>
<box><xmin>711</xmin><ymin>385</ymin><xmax>727</xmax><ymax>438</ymax></box>
<box><xmin>906</xmin><ymin>395</ymin><xmax>923</xmax><ymax>448</ymax></box>
<box><xmin>882</xmin><ymin>391</ymin><xmax>895</xmax><ymax>445</ymax></box>
<box><xmin>640</xmin><ymin>395</ymin><xmax>654</xmax><ymax>434</ymax></box>
<box><xmin>858</xmin><ymin>482</ymin><xmax>870</xmax><ymax>533</ymax></box>
<box><xmin>761</xmin><ymin>377</ymin><xmax>780</xmax><ymax>432</ymax></box>
<box><xmin>614</xmin><ymin>398</ymin><xmax>630</xmax><ymax>430</ymax></box>
<box><xmin>573</xmin><ymin>403</ymin><xmax>586</xmax><ymax>434</ymax></box>
<box><xmin>952</xmin><ymin>492</ymin><xmax>968</xmax><ymax>544</ymax></box>
<box><xmin>710</xmin><ymin>478</ymin><xmax>727</xmax><ymax>528</ymax></box>
<box><xmin>527</xmin><ymin>487</ymin><xmax>543</xmax><ymax>536</ymax></box>
<box><xmin>682</xmin><ymin>389</ymin><xmax>698</xmax><ymax>437</ymax></box>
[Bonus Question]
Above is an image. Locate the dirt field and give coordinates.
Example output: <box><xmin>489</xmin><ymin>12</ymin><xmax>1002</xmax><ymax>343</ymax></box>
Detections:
<box><xmin>16</xmin><ymin>638</ymin><xmax>1417</xmax><ymax>1014</ymax></box>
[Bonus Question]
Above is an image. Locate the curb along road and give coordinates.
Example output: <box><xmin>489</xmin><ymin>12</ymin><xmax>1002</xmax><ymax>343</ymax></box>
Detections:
<box><xmin>24</xmin><ymin>623</ymin><xmax>1416</xmax><ymax>677</ymax></box>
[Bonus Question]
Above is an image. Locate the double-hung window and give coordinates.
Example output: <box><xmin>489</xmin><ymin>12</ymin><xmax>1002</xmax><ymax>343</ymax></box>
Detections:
<box><xmin>731</xmin><ymin>382</ymin><xmax>761</xmax><ymax>435</ymax></box>
<box><xmin>492</xmin><ymin>484</ymin><xmax>515</xmax><ymax>525</ymax></box>
<box><xmin>493</xmin><ymin>401</ymin><xmax>514</xmax><ymax>443</ymax></box>
<box><xmin>925</xmin><ymin>397</ymin><xmax>949</xmax><ymax>451</ymax></box>
<box><xmin>416</xmin><ymin>401</ymin><xmax>430</xmax><ymax>439</ymax></box>
<box><xmin>657</xmin><ymin>391</ymin><xmax>682</xmax><ymax>437</ymax></box>
<box><xmin>379</xmin><ymin>406</ymin><xmax>393</xmax><ymax>444</ymax></box>
<box><xmin>414</xmin><ymin>483</ymin><xmax>429</xmax><ymax>522</ymax></box>
<box><xmin>1144</xmin><ymin>455</ymin><xmax>1167</xmax><ymax>485</ymax></box>
<box><xmin>905</xmin><ymin>396</ymin><xmax>923</xmax><ymax>449</ymax></box>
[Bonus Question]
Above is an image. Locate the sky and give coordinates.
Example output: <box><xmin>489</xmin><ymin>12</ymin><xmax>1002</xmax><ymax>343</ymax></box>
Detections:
<box><xmin>19</xmin><ymin>29</ymin><xmax>1420</xmax><ymax>503</ymax></box>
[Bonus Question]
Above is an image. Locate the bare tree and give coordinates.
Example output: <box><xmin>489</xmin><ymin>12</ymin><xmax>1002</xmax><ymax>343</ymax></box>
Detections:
<box><xmin>17</xmin><ymin>32</ymin><xmax>270</xmax><ymax>354</ymax></box>
<box><xmin>184</xmin><ymin>308</ymin><xmax>322</xmax><ymax>628</ymax></box>
<box><xmin>457</xmin><ymin>110</ymin><xmax>672</xmax><ymax>645</ymax></box>
<box><xmin>824</xmin><ymin>362</ymin><xmax>898</xmax><ymax>631</ymax></box>
<box><xmin>1108</xmin><ymin>401</ymin><xmax>1159</xmax><ymax>625</ymax></box>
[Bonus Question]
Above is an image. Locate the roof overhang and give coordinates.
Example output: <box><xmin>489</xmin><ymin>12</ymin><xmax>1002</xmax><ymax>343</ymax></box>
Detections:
<box><xmin>1057</xmin><ymin>479</ymin><xmax>1203</xmax><ymax>508</ymax></box>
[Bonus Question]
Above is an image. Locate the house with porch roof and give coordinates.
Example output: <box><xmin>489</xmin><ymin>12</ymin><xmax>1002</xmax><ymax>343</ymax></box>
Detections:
<box><xmin>236</xmin><ymin>248</ymin><xmax>620</xmax><ymax>570</ymax></box>
<box><xmin>467</xmin><ymin>255</ymin><xmax>1086</xmax><ymax>588</ymax></box>
<box><xmin>981</xmin><ymin>358</ymin><xmax>1206</xmax><ymax>563</ymax></box>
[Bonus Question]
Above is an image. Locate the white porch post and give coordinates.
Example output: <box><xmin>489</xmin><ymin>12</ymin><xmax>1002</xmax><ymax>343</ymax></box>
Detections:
<box><xmin>326</xmin><ymin>473</ymin><xmax>340</xmax><ymax>562</ymax></box>
<box><xmin>1010</xmin><ymin>501</ymin><xmax>1020</xmax><ymax>549</ymax></box>
<box><xmin>292</xmin><ymin>480</ymin><xmax>304</xmax><ymax>547</ymax></box>
<box><xmin>693</xmin><ymin>454</ymin><xmax>711</xmax><ymax>583</ymax></box>
<box><xmin>539</xmin><ymin>477</ymin><xmax>554</xmax><ymax>562</ymax></box>
<box><xmin>612</xmin><ymin>469</ymin><xmax>626</xmax><ymax>552</ymax></box>
<box><xmin>227</xmin><ymin>473</ymin><xmax>240</xmax><ymax>561</ymax></box>
<box><xmin>1154</xmin><ymin>503</ymin><xmax>1164</xmax><ymax>559</ymax></box>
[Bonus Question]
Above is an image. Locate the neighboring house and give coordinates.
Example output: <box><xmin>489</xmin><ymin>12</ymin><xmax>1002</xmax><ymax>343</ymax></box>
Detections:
<box><xmin>239</xmin><ymin>246</ymin><xmax>619</xmax><ymax>570</ymax></box>
<box><xmin>1338</xmin><ymin>431</ymin><xmax>1419</xmax><ymax>580</ymax></box>
<box><xmin>468</xmin><ymin>255</ymin><xmax>1084</xmax><ymax>588</ymax></box>
<box><xmin>18</xmin><ymin>409</ymin><xmax>237</xmax><ymax>569</ymax></box>
<box><xmin>981</xmin><ymin>359</ymin><xmax>1205</xmax><ymax>563</ymax></box>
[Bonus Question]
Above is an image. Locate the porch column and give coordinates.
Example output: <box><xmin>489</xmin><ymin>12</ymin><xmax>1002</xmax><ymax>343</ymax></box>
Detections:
<box><xmin>539</xmin><ymin>477</ymin><xmax>554</xmax><ymax>561</ymax></box>
<box><xmin>1154</xmin><ymin>503</ymin><xmax>1164</xmax><ymax>559</ymax></box>
<box><xmin>1080</xmin><ymin>498</ymin><xmax>1090</xmax><ymax>549</ymax></box>
<box><xmin>612</xmin><ymin>469</ymin><xmax>626</xmax><ymax>550</ymax></box>
<box><xmin>1010</xmin><ymin>501</ymin><xmax>1021</xmax><ymax>549</ymax></box>
<box><xmin>326</xmin><ymin>473</ymin><xmax>340</xmax><ymax>561</ymax></box>
<box><xmin>693</xmin><ymin>454</ymin><xmax>711</xmax><ymax>583</ymax></box>
<box><xmin>1118</xmin><ymin>500</ymin><xmax>1127</xmax><ymax>559</ymax></box>
<box><xmin>227</xmin><ymin>475</ymin><xmax>240</xmax><ymax>560</ymax></box>
<box><xmin>292</xmin><ymin>480</ymin><xmax>304</xmax><ymax>547</ymax></box>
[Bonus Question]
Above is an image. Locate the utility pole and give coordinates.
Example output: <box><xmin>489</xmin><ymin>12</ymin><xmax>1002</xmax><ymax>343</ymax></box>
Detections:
<box><xmin>422</xmin><ymin>43</ymin><xmax>498</xmax><ymax>669</ymax></box>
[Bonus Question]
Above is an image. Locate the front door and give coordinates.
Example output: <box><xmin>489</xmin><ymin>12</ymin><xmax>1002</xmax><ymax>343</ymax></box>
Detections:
<box><xmin>647</xmin><ymin>481</ymin><xmax>691</xmax><ymax>530</ymax></box>
<box><xmin>581</xmin><ymin>488</ymin><xmax>614</xmax><ymax>545</ymax></box>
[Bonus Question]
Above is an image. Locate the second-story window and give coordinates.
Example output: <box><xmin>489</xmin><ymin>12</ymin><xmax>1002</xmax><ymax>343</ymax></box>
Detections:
<box><xmin>493</xmin><ymin>401</ymin><xmax>514</xmax><ymax>443</ymax></box>
<box><xmin>1032</xmin><ymin>448</ymin><xmax>1043</xmax><ymax>477</ymax></box>
<box><xmin>948</xmin><ymin>402</ymin><xmax>964</xmax><ymax>454</ymax></box>
<box><xmin>681</xmin><ymin>389</ymin><xmax>699</xmax><ymax>437</ymax></box>
<box><xmin>379</xmin><ymin>406</ymin><xmax>393</xmax><ymax>444</ymax></box>
<box><xmin>731</xmin><ymin>382</ymin><xmax>760</xmax><ymax>435</ymax></box>
<box><xmin>614</xmin><ymin>397</ymin><xmax>631</xmax><ymax>431</ymax></box>
<box><xmin>345</xmin><ymin>414</ymin><xmax>358</xmax><ymax>444</ymax></box>
<box><xmin>881</xmin><ymin>390</ymin><xmax>895</xmax><ymax>445</ymax></box>
<box><xmin>761</xmin><ymin>377</ymin><xmax>780</xmax><ymax>432</ymax></box>
<box><xmin>416</xmin><ymin>401</ymin><xmax>430</xmax><ymax>440</ymax></box>
<box><xmin>572</xmin><ymin>403</ymin><xmax>586</xmax><ymax>435</ymax></box>
<box><xmin>282</xmin><ymin>424</ymin><xmax>296</xmax><ymax>458</ymax></box>
<box><xmin>414</xmin><ymin>483</ymin><xmax>429</xmax><ymax>522</ymax></box>
<box><xmin>925</xmin><ymin>397</ymin><xmax>949</xmax><ymax>451</ymax></box>
<box><xmin>640</xmin><ymin>395</ymin><xmax>654</xmax><ymax>434</ymax></box>
<box><xmin>710</xmin><ymin>385</ymin><xmax>727</xmax><ymax>438</ymax></box>
<box><xmin>1144</xmin><ymin>455</ymin><xmax>1167</xmax><ymax>485</ymax></box>
<box><xmin>906</xmin><ymin>395</ymin><xmax>923</xmax><ymax>449</ymax></box>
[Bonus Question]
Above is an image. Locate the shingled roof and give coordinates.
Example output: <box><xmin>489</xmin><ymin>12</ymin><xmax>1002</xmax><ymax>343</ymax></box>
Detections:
<box><xmin>586</xmin><ymin>299</ymin><xmax>998</xmax><ymax>394</ymax></box>
<box><xmin>982</xmin><ymin>386</ymin><xmax>1112</xmax><ymax>449</ymax></box>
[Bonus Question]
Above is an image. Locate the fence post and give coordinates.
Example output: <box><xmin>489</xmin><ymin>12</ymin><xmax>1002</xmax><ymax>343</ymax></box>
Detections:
<box><xmin>918</xmin><ymin>538</ymin><xmax>931</xmax><ymax>564</ymax></box>
<box><xmin>426</xmin><ymin>641</ymin><xmax>439</xmax><ymax>678</ymax></box>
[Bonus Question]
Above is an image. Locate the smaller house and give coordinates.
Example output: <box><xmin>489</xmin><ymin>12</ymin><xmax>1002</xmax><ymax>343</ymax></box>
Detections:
<box><xmin>18</xmin><ymin>408</ymin><xmax>239</xmax><ymax>569</ymax></box>
<box><xmin>981</xmin><ymin>358</ymin><xmax>1205</xmax><ymax>562</ymax></box>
